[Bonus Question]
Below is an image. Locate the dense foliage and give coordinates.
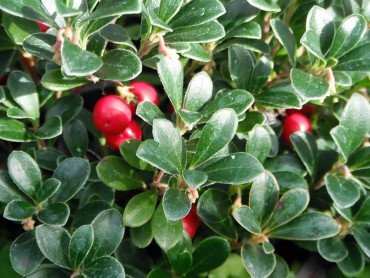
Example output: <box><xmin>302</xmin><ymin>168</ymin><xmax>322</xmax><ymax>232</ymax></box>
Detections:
<box><xmin>0</xmin><ymin>0</ymin><xmax>370</xmax><ymax>277</ymax></box>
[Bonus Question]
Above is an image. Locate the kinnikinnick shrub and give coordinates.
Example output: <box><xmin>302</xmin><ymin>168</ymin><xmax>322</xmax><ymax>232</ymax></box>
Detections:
<box><xmin>0</xmin><ymin>0</ymin><xmax>369</xmax><ymax>277</ymax></box>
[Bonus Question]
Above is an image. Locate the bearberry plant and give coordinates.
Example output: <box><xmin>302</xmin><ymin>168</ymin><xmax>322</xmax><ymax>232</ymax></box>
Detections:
<box><xmin>0</xmin><ymin>0</ymin><xmax>369</xmax><ymax>277</ymax></box>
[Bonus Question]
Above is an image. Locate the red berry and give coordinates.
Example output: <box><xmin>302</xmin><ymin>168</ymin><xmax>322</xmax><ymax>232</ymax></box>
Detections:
<box><xmin>105</xmin><ymin>120</ymin><xmax>142</xmax><ymax>151</ymax></box>
<box><xmin>36</xmin><ymin>21</ymin><xmax>50</xmax><ymax>33</ymax></box>
<box><xmin>286</xmin><ymin>105</ymin><xmax>316</xmax><ymax>116</ymax></box>
<box><xmin>93</xmin><ymin>95</ymin><xmax>132</xmax><ymax>135</ymax></box>
<box><xmin>0</xmin><ymin>74</ymin><xmax>8</xmax><ymax>86</ymax></box>
<box><xmin>167</xmin><ymin>102</ymin><xmax>175</xmax><ymax>113</ymax></box>
<box><xmin>182</xmin><ymin>204</ymin><xmax>201</xmax><ymax>239</ymax></box>
<box><xmin>128</xmin><ymin>81</ymin><xmax>159</xmax><ymax>113</ymax></box>
<box><xmin>282</xmin><ymin>112</ymin><xmax>312</xmax><ymax>145</ymax></box>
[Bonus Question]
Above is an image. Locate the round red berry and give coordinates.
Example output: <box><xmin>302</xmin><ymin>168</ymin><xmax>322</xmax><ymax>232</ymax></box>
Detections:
<box><xmin>182</xmin><ymin>204</ymin><xmax>201</xmax><ymax>239</ymax></box>
<box><xmin>282</xmin><ymin>112</ymin><xmax>312</xmax><ymax>145</ymax></box>
<box><xmin>286</xmin><ymin>105</ymin><xmax>316</xmax><ymax>116</ymax></box>
<box><xmin>36</xmin><ymin>21</ymin><xmax>50</xmax><ymax>33</ymax></box>
<box><xmin>93</xmin><ymin>95</ymin><xmax>132</xmax><ymax>135</ymax></box>
<box><xmin>105</xmin><ymin>120</ymin><xmax>142</xmax><ymax>151</ymax></box>
<box><xmin>128</xmin><ymin>81</ymin><xmax>159</xmax><ymax>113</ymax></box>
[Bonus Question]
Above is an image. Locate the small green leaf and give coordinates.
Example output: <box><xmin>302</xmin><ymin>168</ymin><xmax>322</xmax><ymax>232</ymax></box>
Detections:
<box><xmin>151</xmin><ymin>204</ymin><xmax>183</xmax><ymax>250</ymax></box>
<box><xmin>269</xmin><ymin>255</ymin><xmax>289</xmax><ymax>278</ymax></box>
<box><xmin>10</xmin><ymin>231</ymin><xmax>45</xmax><ymax>276</ymax></box>
<box><xmin>61</xmin><ymin>39</ymin><xmax>103</xmax><ymax>76</ymax></box>
<box><xmin>268</xmin><ymin>212</ymin><xmax>340</xmax><ymax>240</ymax></box>
<box><xmin>0</xmin><ymin>118</ymin><xmax>33</xmax><ymax>142</ymax></box>
<box><xmin>157</xmin><ymin>0</ymin><xmax>182</xmax><ymax>23</ymax></box>
<box><xmin>225</xmin><ymin>22</ymin><xmax>261</xmax><ymax>40</ymax></box>
<box><xmin>0</xmin><ymin>169</ymin><xmax>24</xmax><ymax>204</ymax></box>
<box><xmin>182</xmin><ymin>43</ymin><xmax>211</xmax><ymax>62</ymax></box>
<box><xmin>237</xmin><ymin>111</ymin><xmax>266</xmax><ymax>133</ymax></box>
<box><xmin>41</xmin><ymin>69</ymin><xmax>87</xmax><ymax>91</ymax></box>
<box><xmin>247</xmin><ymin>125</ymin><xmax>271</xmax><ymax>164</ymax></box>
<box><xmin>45</xmin><ymin>95</ymin><xmax>83</xmax><ymax>125</ymax></box>
<box><xmin>241</xmin><ymin>243</ymin><xmax>276</xmax><ymax>278</ymax></box>
<box><xmin>263</xmin><ymin>241</ymin><xmax>275</xmax><ymax>254</ymax></box>
<box><xmin>191</xmin><ymin>109</ymin><xmax>238</xmax><ymax>168</ymax></box>
<box><xmin>2</xmin><ymin>14</ymin><xmax>40</xmax><ymax>45</ymax></box>
<box><xmin>123</xmin><ymin>191</ymin><xmax>158</xmax><ymax>227</ymax></box>
<box><xmin>37</xmin><ymin>202</ymin><xmax>70</xmax><ymax>226</ymax></box>
<box><xmin>83</xmin><ymin>256</ymin><xmax>125</xmax><ymax>278</ymax></box>
<box><xmin>36</xmin><ymin>148</ymin><xmax>64</xmax><ymax>172</ymax></box>
<box><xmin>249</xmin><ymin>56</ymin><xmax>273</xmax><ymax>92</ymax></box>
<box><xmin>337</xmin><ymin>243</ymin><xmax>365</xmax><ymax>276</ymax></box>
<box><xmin>130</xmin><ymin>221</ymin><xmax>153</xmax><ymax>249</ymax></box>
<box><xmin>291</xmin><ymin>69</ymin><xmax>329</xmax><ymax>101</ymax></box>
<box><xmin>163</xmin><ymin>188</ymin><xmax>191</xmax><ymax>221</ymax></box>
<box><xmin>325</xmin><ymin>174</ymin><xmax>360</xmax><ymax>208</ymax></box>
<box><xmin>26</xmin><ymin>266</ymin><xmax>69</xmax><ymax>277</ymax></box>
<box><xmin>97</xmin><ymin>156</ymin><xmax>145</xmax><ymax>191</ymax></box>
<box><xmin>87</xmin><ymin>0</ymin><xmax>141</xmax><ymax>21</ymax></box>
<box><xmin>99</xmin><ymin>24</ymin><xmax>135</xmax><ymax>49</ymax></box>
<box><xmin>69</xmin><ymin>225</ymin><xmax>94</xmax><ymax>269</ymax></box>
<box><xmin>34</xmin><ymin>116</ymin><xmax>62</xmax><ymax>140</ymax></box>
<box><xmin>63</xmin><ymin>119</ymin><xmax>88</xmax><ymax>158</ymax></box>
<box><xmin>270</xmin><ymin>19</ymin><xmax>296</xmax><ymax>66</ymax></box>
<box><xmin>246</xmin><ymin>0</ymin><xmax>280</xmax><ymax>12</ymax></box>
<box><xmin>351</xmin><ymin>225</ymin><xmax>370</xmax><ymax>258</ymax></box>
<box><xmin>4</xmin><ymin>200</ymin><xmax>35</xmax><ymax>221</ymax></box>
<box><xmin>35</xmin><ymin>225</ymin><xmax>71</xmax><ymax>269</ymax></box>
<box><xmin>23</xmin><ymin>33</ymin><xmax>56</xmax><ymax>61</ymax></box>
<box><xmin>228</xmin><ymin>45</ymin><xmax>254</xmax><ymax>90</ymax></box>
<box><xmin>334</xmin><ymin>43</ymin><xmax>370</xmax><ymax>71</ymax></box>
<box><xmin>233</xmin><ymin>206</ymin><xmax>261</xmax><ymax>235</ymax></box>
<box><xmin>317</xmin><ymin>236</ymin><xmax>348</xmax><ymax>262</ymax></box>
<box><xmin>120</xmin><ymin>139</ymin><xmax>156</xmax><ymax>171</ymax></box>
<box><xmin>36</xmin><ymin>178</ymin><xmax>61</xmax><ymax>204</ymax></box>
<box><xmin>166</xmin><ymin>231</ymin><xmax>192</xmax><ymax>275</ymax></box>
<box><xmin>182</xmin><ymin>169</ymin><xmax>208</xmax><ymax>189</ymax></box>
<box><xmin>184</xmin><ymin>72</ymin><xmax>213</xmax><ymax>111</ymax></box>
<box><xmin>136</xmin><ymin>101</ymin><xmax>165</xmax><ymax>126</ymax></box>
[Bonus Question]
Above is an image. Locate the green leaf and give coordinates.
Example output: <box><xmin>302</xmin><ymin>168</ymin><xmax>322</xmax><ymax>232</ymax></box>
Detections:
<box><xmin>26</xmin><ymin>266</ymin><xmax>69</xmax><ymax>277</ymax></box>
<box><xmin>72</xmin><ymin>201</ymin><xmax>112</xmax><ymax>228</ymax></box>
<box><xmin>87</xmin><ymin>0</ymin><xmax>141</xmax><ymax>21</ymax></box>
<box><xmin>249</xmin><ymin>171</ymin><xmax>279</xmax><ymax>227</ymax></box>
<box><xmin>88</xmin><ymin>209</ymin><xmax>125</xmax><ymax>261</ymax></box>
<box><xmin>237</xmin><ymin>111</ymin><xmax>266</xmax><ymax>133</ymax></box>
<box><xmin>249</xmin><ymin>56</ymin><xmax>273</xmax><ymax>92</ymax></box>
<box><xmin>50</xmin><ymin>157</ymin><xmax>90</xmax><ymax>203</ymax></box>
<box><xmin>10</xmin><ymin>231</ymin><xmax>45</xmax><ymax>276</ymax></box>
<box><xmin>241</xmin><ymin>244</ymin><xmax>276</xmax><ymax>278</ymax></box>
<box><xmin>291</xmin><ymin>69</ymin><xmax>329</xmax><ymax>101</ymax></box>
<box><xmin>188</xmin><ymin>237</ymin><xmax>231</xmax><ymax>275</ymax></box>
<box><xmin>37</xmin><ymin>202</ymin><xmax>70</xmax><ymax>226</ymax></box>
<box><xmin>8</xmin><ymin>151</ymin><xmax>41</xmax><ymax>200</ymax></box>
<box><xmin>325</xmin><ymin>174</ymin><xmax>360</xmax><ymax>208</ymax></box>
<box><xmin>184</xmin><ymin>72</ymin><xmax>213</xmax><ymax>112</ymax></box>
<box><xmin>63</xmin><ymin>119</ymin><xmax>88</xmax><ymax>158</ymax></box>
<box><xmin>330</xmin><ymin>93</ymin><xmax>370</xmax><ymax>160</ymax></box>
<box><xmin>265</xmin><ymin>189</ymin><xmax>310</xmax><ymax>232</ymax></box>
<box><xmin>337</xmin><ymin>243</ymin><xmax>365</xmax><ymax>276</ymax></box>
<box><xmin>97</xmin><ymin>156</ymin><xmax>145</xmax><ymax>191</ymax></box>
<box><xmin>123</xmin><ymin>191</ymin><xmax>158</xmax><ymax>227</ymax></box>
<box><xmin>0</xmin><ymin>118</ymin><xmax>33</xmax><ymax>142</ymax></box>
<box><xmin>351</xmin><ymin>225</ymin><xmax>370</xmax><ymax>258</ymax></box>
<box><xmin>166</xmin><ymin>231</ymin><xmax>192</xmax><ymax>275</ymax></box>
<box><xmin>0</xmin><ymin>169</ymin><xmax>24</xmax><ymax>204</ymax></box>
<box><xmin>45</xmin><ymin>95</ymin><xmax>83</xmax><ymax>125</ymax></box>
<box><xmin>61</xmin><ymin>39</ymin><xmax>102</xmax><ymax>76</ymax></box>
<box><xmin>165</xmin><ymin>20</ymin><xmax>225</xmax><ymax>43</ymax></box>
<box><xmin>191</xmin><ymin>109</ymin><xmax>238</xmax><ymax>168</ymax></box>
<box><xmin>290</xmin><ymin>131</ymin><xmax>318</xmax><ymax>178</ymax></box>
<box><xmin>201</xmin><ymin>89</ymin><xmax>254</xmax><ymax>121</ymax></box>
<box><xmin>23</xmin><ymin>33</ymin><xmax>56</xmax><ymax>61</ymax></box>
<box><xmin>151</xmin><ymin>204</ymin><xmax>183</xmax><ymax>250</ymax></box>
<box><xmin>233</xmin><ymin>206</ymin><xmax>261</xmax><ymax>235</ymax></box>
<box><xmin>200</xmin><ymin>153</ymin><xmax>264</xmax><ymax>184</ymax></box>
<box><xmin>270</xmin><ymin>19</ymin><xmax>296</xmax><ymax>66</ymax></box>
<box><xmin>34</xmin><ymin>116</ymin><xmax>62</xmax><ymax>140</ymax></box>
<box><xmin>35</xmin><ymin>225</ymin><xmax>71</xmax><ymax>269</ymax></box>
<box><xmin>157</xmin><ymin>0</ymin><xmax>183</xmax><ymax>23</ymax></box>
<box><xmin>228</xmin><ymin>45</ymin><xmax>254</xmax><ymax>90</ymax></box>
<box><xmin>182</xmin><ymin>43</ymin><xmax>211</xmax><ymax>62</ymax></box>
<box><xmin>36</xmin><ymin>178</ymin><xmax>61</xmax><ymax>204</ymax></box>
<box><xmin>130</xmin><ymin>221</ymin><xmax>153</xmax><ymax>249</ymax></box>
<box><xmin>69</xmin><ymin>225</ymin><xmax>94</xmax><ymax>269</ymax></box>
<box><xmin>262</xmin><ymin>241</ymin><xmax>274</xmax><ymax>254</ymax></box>
<box><xmin>169</xmin><ymin>0</ymin><xmax>225</xmax><ymax>28</ymax></box>
<box><xmin>7</xmin><ymin>71</ymin><xmax>39</xmax><ymax>120</ymax></box>
<box><xmin>157</xmin><ymin>55</ymin><xmax>183</xmax><ymax>111</ymax></box>
<box><xmin>246</xmin><ymin>0</ymin><xmax>280</xmax><ymax>12</ymax></box>
<box><xmin>328</xmin><ymin>15</ymin><xmax>367</xmax><ymax>59</ymax></box>
<box><xmin>2</xmin><ymin>14</ymin><xmax>40</xmax><ymax>45</ymax></box>
<box><xmin>99</xmin><ymin>24</ymin><xmax>135</xmax><ymax>50</ymax></box>
<box><xmin>269</xmin><ymin>255</ymin><xmax>289</xmax><ymax>278</ymax></box>
<box><xmin>144</xmin><ymin>6</ymin><xmax>173</xmax><ymax>31</ymax></box>
<box><xmin>41</xmin><ymin>69</ymin><xmax>87</xmax><ymax>91</ymax></box>
<box><xmin>84</xmin><ymin>256</ymin><xmax>125</xmax><ymax>278</ymax></box>
<box><xmin>79</xmin><ymin>181</ymin><xmax>114</xmax><ymax>207</ymax></box>
<box><xmin>55</xmin><ymin>0</ymin><xmax>82</xmax><ymax>17</ymax></box>
<box><xmin>36</xmin><ymin>148</ymin><xmax>64</xmax><ymax>172</ymax></box>
<box><xmin>317</xmin><ymin>236</ymin><xmax>348</xmax><ymax>262</ymax></box>
<box><xmin>182</xmin><ymin>169</ymin><xmax>208</xmax><ymax>189</ymax></box>
<box><xmin>334</xmin><ymin>43</ymin><xmax>370</xmax><ymax>71</ymax></box>
<box><xmin>136</xmin><ymin>101</ymin><xmax>165</xmax><ymax>126</ymax></box>
<box><xmin>163</xmin><ymin>188</ymin><xmax>191</xmax><ymax>221</ymax></box>
<box><xmin>247</xmin><ymin>125</ymin><xmax>271</xmax><ymax>164</ymax></box>
<box><xmin>120</xmin><ymin>139</ymin><xmax>156</xmax><ymax>171</ymax></box>
<box><xmin>3</xmin><ymin>200</ymin><xmax>35</xmax><ymax>221</ymax></box>
<box><xmin>268</xmin><ymin>212</ymin><xmax>340</xmax><ymax>240</ymax></box>
<box><xmin>96</xmin><ymin>49</ymin><xmax>141</xmax><ymax>81</ymax></box>
<box><xmin>225</xmin><ymin>22</ymin><xmax>261</xmax><ymax>40</ymax></box>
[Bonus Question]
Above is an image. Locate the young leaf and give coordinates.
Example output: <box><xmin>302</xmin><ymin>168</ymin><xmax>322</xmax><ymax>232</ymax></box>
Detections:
<box><xmin>325</xmin><ymin>174</ymin><xmax>360</xmax><ymax>208</ymax></box>
<box><xmin>163</xmin><ymin>188</ymin><xmax>191</xmax><ymax>221</ymax></box>
<box><xmin>69</xmin><ymin>225</ymin><xmax>94</xmax><ymax>269</ymax></box>
<box><xmin>182</xmin><ymin>169</ymin><xmax>208</xmax><ymax>189</ymax></box>
<box><xmin>317</xmin><ymin>236</ymin><xmax>348</xmax><ymax>262</ymax></box>
<box><xmin>123</xmin><ymin>191</ymin><xmax>158</xmax><ymax>227</ymax></box>
<box><xmin>37</xmin><ymin>202</ymin><xmax>70</xmax><ymax>226</ymax></box>
<box><xmin>241</xmin><ymin>244</ymin><xmax>276</xmax><ymax>278</ymax></box>
<box><xmin>36</xmin><ymin>178</ymin><xmax>61</xmax><ymax>204</ymax></box>
<box><xmin>233</xmin><ymin>206</ymin><xmax>261</xmax><ymax>235</ymax></box>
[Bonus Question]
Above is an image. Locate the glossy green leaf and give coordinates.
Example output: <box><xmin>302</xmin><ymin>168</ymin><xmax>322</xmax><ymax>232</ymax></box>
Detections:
<box><xmin>241</xmin><ymin>244</ymin><xmax>276</xmax><ymax>278</ymax></box>
<box><xmin>99</xmin><ymin>24</ymin><xmax>135</xmax><ymax>49</ymax></box>
<box><xmin>84</xmin><ymin>256</ymin><xmax>125</xmax><ymax>278</ymax></box>
<box><xmin>123</xmin><ymin>191</ymin><xmax>158</xmax><ymax>227</ymax></box>
<box><xmin>37</xmin><ymin>178</ymin><xmax>61</xmax><ymax>204</ymax></box>
<box><xmin>72</xmin><ymin>201</ymin><xmax>112</xmax><ymax>228</ymax></box>
<box><xmin>3</xmin><ymin>200</ymin><xmax>35</xmax><ymax>221</ymax></box>
<box><xmin>269</xmin><ymin>255</ymin><xmax>289</xmax><ymax>278</ymax></box>
<box><xmin>130</xmin><ymin>221</ymin><xmax>153</xmax><ymax>249</ymax></box>
<box><xmin>61</xmin><ymin>39</ymin><xmax>102</xmax><ymax>76</ymax></box>
<box><xmin>233</xmin><ymin>206</ymin><xmax>261</xmax><ymax>235</ymax></box>
<box><xmin>41</xmin><ymin>69</ymin><xmax>87</xmax><ymax>91</ymax></box>
<box><xmin>225</xmin><ymin>22</ymin><xmax>261</xmax><ymax>40</ymax></box>
<box><xmin>35</xmin><ymin>225</ymin><xmax>71</xmax><ymax>269</ymax></box>
<box><xmin>166</xmin><ymin>231</ymin><xmax>192</xmax><ymax>275</ymax></box>
<box><xmin>36</xmin><ymin>148</ymin><xmax>64</xmax><ymax>172</ymax></box>
<box><xmin>87</xmin><ymin>0</ymin><xmax>141</xmax><ymax>20</ymax></box>
<box><xmin>228</xmin><ymin>45</ymin><xmax>254</xmax><ymax>90</ymax></box>
<box><xmin>183</xmin><ymin>43</ymin><xmax>211</xmax><ymax>62</ymax></box>
<box><xmin>268</xmin><ymin>212</ymin><xmax>340</xmax><ymax>240</ymax></box>
<box><xmin>270</xmin><ymin>19</ymin><xmax>296</xmax><ymax>66</ymax></box>
<box><xmin>8</xmin><ymin>151</ymin><xmax>41</xmax><ymax>200</ymax></box>
<box><xmin>351</xmin><ymin>225</ymin><xmax>370</xmax><ymax>258</ymax></box>
<box><xmin>34</xmin><ymin>116</ymin><xmax>62</xmax><ymax>140</ymax></box>
<box><xmin>157</xmin><ymin>0</ymin><xmax>182</xmax><ymax>23</ymax></box>
<box><xmin>136</xmin><ymin>100</ymin><xmax>165</xmax><ymax>126</ymax></box>
<box><xmin>237</xmin><ymin>111</ymin><xmax>266</xmax><ymax>133</ymax></box>
<box><xmin>120</xmin><ymin>139</ymin><xmax>156</xmax><ymax>171</ymax></box>
<box><xmin>262</xmin><ymin>241</ymin><xmax>275</xmax><ymax>254</ymax></box>
<box><xmin>335</xmin><ymin>43</ymin><xmax>370</xmax><ymax>71</ymax></box>
<box><xmin>291</xmin><ymin>69</ymin><xmax>329</xmax><ymax>101</ymax></box>
<box><xmin>184</xmin><ymin>72</ymin><xmax>213</xmax><ymax>112</ymax></box>
<box><xmin>63</xmin><ymin>119</ymin><xmax>88</xmax><ymax>158</ymax></box>
<box><xmin>50</xmin><ymin>158</ymin><xmax>90</xmax><ymax>203</ymax></box>
<box><xmin>144</xmin><ymin>6</ymin><xmax>173</xmax><ymax>31</ymax></box>
<box><xmin>96</xmin><ymin>49</ymin><xmax>141</xmax><ymax>81</ymax></box>
<box><xmin>328</xmin><ymin>15</ymin><xmax>367</xmax><ymax>59</ymax></box>
<box><xmin>45</xmin><ymin>95</ymin><xmax>83</xmax><ymax>125</ymax></box>
<box><xmin>37</xmin><ymin>202</ymin><xmax>70</xmax><ymax>226</ymax></box>
<box><xmin>151</xmin><ymin>204</ymin><xmax>183</xmax><ymax>250</ymax></box>
<box><xmin>247</xmin><ymin>125</ymin><xmax>271</xmax><ymax>164</ymax></box>
<box><xmin>188</xmin><ymin>236</ymin><xmax>230</xmax><ymax>275</ymax></box>
<box><xmin>69</xmin><ymin>225</ymin><xmax>94</xmax><ymax>269</ymax></box>
<box><xmin>10</xmin><ymin>231</ymin><xmax>45</xmax><ymax>276</ymax></box>
<box><xmin>265</xmin><ymin>189</ymin><xmax>310</xmax><ymax>232</ymax></box>
<box><xmin>26</xmin><ymin>266</ymin><xmax>69</xmax><ymax>277</ymax></box>
<box><xmin>317</xmin><ymin>236</ymin><xmax>348</xmax><ymax>262</ymax></box>
<box><xmin>0</xmin><ymin>118</ymin><xmax>33</xmax><ymax>142</ymax></box>
<box><xmin>157</xmin><ymin>55</ymin><xmax>183</xmax><ymax>111</ymax></box>
<box><xmin>163</xmin><ymin>188</ymin><xmax>191</xmax><ymax>221</ymax></box>
<box><xmin>97</xmin><ymin>156</ymin><xmax>145</xmax><ymax>191</ymax></box>
<box><xmin>23</xmin><ymin>33</ymin><xmax>56</xmax><ymax>61</ymax></box>
<box><xmin>0</xmin><ymin>170</ymin><xmax>24</xmax><ymax>204</ymax></box>
<box><xmin>337</xmin><ymin>243</ymin><xmax>365</xmax><ymax>276</ymax></box>
<box><xmin>325</xmin><ymin>174</ymin><xmax>360</xmax><ymax>208</ymax></box>
<box><xmin>250</xmin><ymin>56</ymin><xmax>273</xmax><ymax>92</ymax></box>
<box><xmin>200</xmin><ymin>153</ymin><xmax>264</xmax><ymax>184</ymax></box>
<box><xmin>246</xmin><ymin>0</ymin><xmax>280</xmax><ymax>12</ymax></box>
<box><xmin>182</xmin><ymin>169</ymin><xmax>208</xmax><ymax>189</ymax></box>
<box><xmin>2</xmin><ymin>14</ymin><xmax>39</xmax><ymax>45</ymax></box>
<box><xmin>249</xmin><ymin>171</ymin><xmax>279</xmax><ymax>227</ymax></box>
<box><xmin>191</xmin><ymin>109</ymin><xmax>238</xmax><ymax>168</ymax></box>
